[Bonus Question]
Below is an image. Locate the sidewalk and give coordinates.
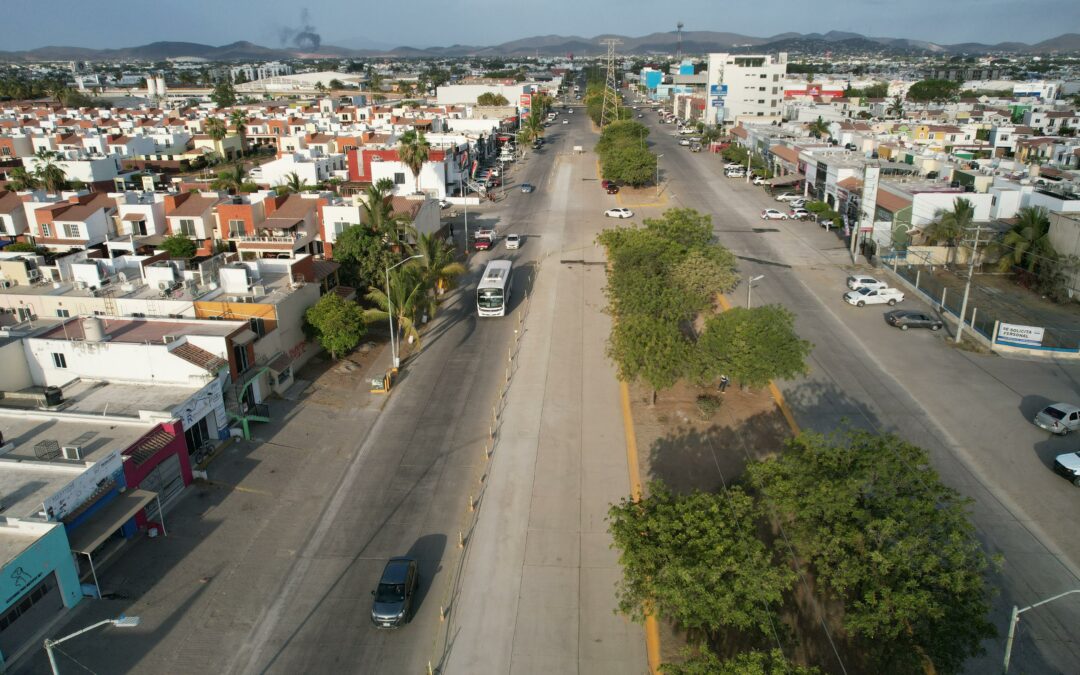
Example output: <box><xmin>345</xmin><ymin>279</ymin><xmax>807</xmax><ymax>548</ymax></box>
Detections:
<box><xmin>444</xmin><ymin>148</ymin><xmax>647</xmax><ymax>673</ymax></box>
<box><xmin>12</xmin><ymin>346</ymin><xmax>394</xmax><ymax>675</ymax></box>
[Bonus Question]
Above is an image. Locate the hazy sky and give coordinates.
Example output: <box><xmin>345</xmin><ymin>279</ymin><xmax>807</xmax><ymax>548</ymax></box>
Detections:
<box><xmin>3</xmin><ymin>0</ymin><xmax>1072</xmax><ymax>51</ymax></box>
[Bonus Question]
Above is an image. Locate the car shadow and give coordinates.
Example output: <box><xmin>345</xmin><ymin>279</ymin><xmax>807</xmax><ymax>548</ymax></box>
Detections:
<box><xmin>406</xmin><ymin>533</ymin><xmax>446</xmax><ymax>615</ymax></box>
<box><xmin>1019</xmin><ymin>394</ymin><xmax>1056</xmax><ymax>422</ymax></box>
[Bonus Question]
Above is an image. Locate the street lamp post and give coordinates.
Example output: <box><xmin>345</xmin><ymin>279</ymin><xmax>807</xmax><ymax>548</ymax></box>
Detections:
<box><xmin>747</xmin><ymin>274</ymin><xmax>765</xmax><ymax>308</ymax></box>
<box><xmin>385</xmin><ymin>254</ymin><xmax>424</xmax><ymax>369</ymax></box>
<box><xmin>1003</xmin><ymin>589</ymin><xmax>1080</xmax><ymax>673</ymax></box>
<box><xmin>45</xmin><ymin>615</ymin><xmax>140</xmax><ymax>675</ymax></box>
<box><xmin>656</xmin><ymin>154</ymin><xmax>664</xmax><ymax>197</ymax></box>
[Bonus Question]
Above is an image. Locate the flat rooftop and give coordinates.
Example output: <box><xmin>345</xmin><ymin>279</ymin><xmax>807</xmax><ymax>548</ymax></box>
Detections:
<box><xmin>0</xmin><ymin>519</ymin><xmax>60</xmax><ymax>568</ymax></box>
<box><xmin>53</xmin><ymin>378</ymin><xmax>204</xmax><ymax>418</ymax></box>
<box><xmin>38</xmin><ymin>316</ymin><xmax>237</xmax><ymax>343</ymax></box>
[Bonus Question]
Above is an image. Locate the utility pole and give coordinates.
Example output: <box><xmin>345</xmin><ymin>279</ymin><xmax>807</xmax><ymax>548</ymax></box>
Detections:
<box><xmin>955</xmin><ymin>222</ymin><xmax>986</xmax><ymax>344</ymax></box>
<box><xmin>600</xmin><ymin>38</ymin><xmax>622</xmax><ymax>129</ymax></box>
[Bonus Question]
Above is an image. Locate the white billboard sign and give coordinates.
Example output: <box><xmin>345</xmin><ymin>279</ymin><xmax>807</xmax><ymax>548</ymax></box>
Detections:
<box><xmin>997</xmin><ymin>323</ymin><xmax>1045</xmax><ymax>347</ymax></box>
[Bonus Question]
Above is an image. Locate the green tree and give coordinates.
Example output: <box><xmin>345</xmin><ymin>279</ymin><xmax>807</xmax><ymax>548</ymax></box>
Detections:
<box><xmin>601</xmin><ymin>144</ymin><xmax>657</xmax><ymax>187</ymax></box>
<box><xmin>663</xmin><ymin>648</ymin><xmax>820</xmax><ymax>675</ymax></box>
<box><xmin>314</xmin><ymin>81</ymin><xmax>327</xmax><ymax>94</ymax></box>
<box><xmin>33</xmin><ymin>149</ymin><xmax>67</xmax><ymax>193</ymax></box>
<box><xmin>671</xmin><ymin>247</ymin><xmax>739</xmax><ymax>300</ymax></box>
<box><xmin>332</xmin><ymin>224</ymin><xmax>396</xmax><ymax>289</ymax></box>
<box><xmin>3</xmin><ymin>242</ymin><xmax>46</xmax><ymax>254</ymax></box>
<box><xmin>476</xmin><ymin>92</ymin><xmax>509</xmax><ymax>106</ymax></box>
<box><xmin>328</xmin><ymin>78</ymin><xmax>344</xmax><ymax>90</ymax></box>
<box><xmin>923</xmin><ymin>196</ymin><xmax>975</xmax><ymax>265</ymax></box>
<box><xmin>747</xmin><ymin>429</ymin><xmax>998</xmax><ymax>674</ymax></box>
<box><xmin>159</xmin><ymin>233</ymin><xmax>196</xmax><ymax>259</ymax></box>
<box><xmin>304</xmin><ymin>292</ymin><xmax>367</xmax><ymax>360</ymax></box>
<box><xmin>397</xmin><ymin>129</ymin><xmax>431</xmax><ymax>194</ymax></box>
<box><xmin>906</xmin><ymin>79</ymin><xmax>961</xmax><ymax>102</ymax></box>
<box><xmin>407</xmin><ymin>231</ymin><xmax>465</xmax><ymax>293</ymax></box>
<box><xmin>364</xmin><ymin>265</ymin><xmax>434</xmax><ymax>351</ymax></box>
<box><xmin>862</xmin><ymin>81</ymin><xmax>889</xmax><ymax>98</ymax></box>
<box><xmin>693</xmin><ymin>305</ymin><xmax>812</xmax><ymax>389</ymax></box>
<box><xmin>361</xmin><ymin>177</ymin><xmax>411</xmax><ymax>241</ymax></box>
<box><xmin>211</xmin><ymin>81</ymin><xmax>237</xmax><ymax>108</ymax></box>
<box><xmin>996</xmin><ymin>206</ymin><xmax>1055</xmax><ymax>273</ymax></box>
<box><xmin>607</xmin><ymin>313</ymin><xmax>691</xmax><ymax>402</ymax></box>
<box><xmin>7</xmin><ymin>166</ymin><xmax>40</xmax><ymax>191</ymax></box>
<box><xmin>608</xmin><ymin>482</ymin><xmax>795</xmax><ymax>634</ymax></box>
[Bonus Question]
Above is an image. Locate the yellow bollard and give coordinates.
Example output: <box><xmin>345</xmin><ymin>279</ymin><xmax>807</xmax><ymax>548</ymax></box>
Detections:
<box><xmin>458</xmin><ymin>531</ymin><xmax>464</xmax><ymax>549</ymax></box>
<box><xmin>468</xmin><ymin>495</ymin><xmax>474</xmax><ymax>512</ymax></box>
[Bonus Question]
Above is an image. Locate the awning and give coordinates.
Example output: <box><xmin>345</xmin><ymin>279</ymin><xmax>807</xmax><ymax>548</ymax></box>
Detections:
<box><xmin>121</xmin><ymin>213</ymin><xmax>146</xmax><ymax>221</ymax></box>
<box><xmin>765</xmin><ymin>173</ymin><xmax>805</xmax><ymax>187</ymax></box>
<box><xmin>267</xmin><ymin>352</ymin><xmax>292</xmax><ymax>373</ymax></box>
<box><xmin>255</xmin><ymin>217</ymin><xmax>302</xmax><ymax>230</ymax></box>
<box><xmin>68</xmin><ymin>489</ymin><xmax>157</xmax><ymax>555</ymax></box>
<box><xmin>231</xmin><ymin>328</ymin><xmax>258</xmax><ymax>345</ymax></box>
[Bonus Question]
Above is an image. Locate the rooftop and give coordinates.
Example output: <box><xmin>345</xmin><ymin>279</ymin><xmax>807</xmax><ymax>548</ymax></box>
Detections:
<box><xmin>38</xmin><ymin>316</ymin><xmax>238</xmax><ymax>344</ymax></box>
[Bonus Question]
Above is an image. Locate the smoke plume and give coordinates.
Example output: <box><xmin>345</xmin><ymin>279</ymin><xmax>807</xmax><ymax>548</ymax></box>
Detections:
<box><xmin>279</xmin><ymin>8</ymin><xmax>322</xmax><ymax>52</ymax></box>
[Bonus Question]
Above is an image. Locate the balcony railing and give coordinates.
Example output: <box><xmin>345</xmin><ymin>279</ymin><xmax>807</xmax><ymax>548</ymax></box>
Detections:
<box><xmin>236</xmin><ymin>233</ymin><xmax>301</xmax><ymax>244</ymax></box>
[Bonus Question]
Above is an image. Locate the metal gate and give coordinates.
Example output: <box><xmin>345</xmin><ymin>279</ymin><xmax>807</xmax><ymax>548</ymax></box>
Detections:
<box><xmin>140</xmin><ymin>453</ymin><xmax>184</xmax><ymax>522</ymax></box>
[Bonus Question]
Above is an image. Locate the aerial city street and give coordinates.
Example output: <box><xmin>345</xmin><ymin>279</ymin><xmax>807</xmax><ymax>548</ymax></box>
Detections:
<box><xmin>0</xmin><ymin>1</ymin><xmax>1079</xmax><ymax>673</ymax></box>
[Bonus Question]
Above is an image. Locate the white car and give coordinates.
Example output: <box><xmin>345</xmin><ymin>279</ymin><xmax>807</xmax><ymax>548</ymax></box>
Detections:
<box><xmin>789</xmin><ymin>198</ymin><xmax>808</xmax><ymax>209</ymax></box>
<box><xmin>679</xmin><ymin>138</ymin><xmax>691</xmax><ymax>146</ymax></box>
<box><xmin>788</xmin><ymin>208</ymin><xmax>811</xmax><ymax>220</ymax></box>
<box><xmin>843</xmin><ymin>287</ymin><xmax>905</xmax><ymax>307</ymax></box>
<box><xmin>605</xmin><ymin>208</ymin><xmax>634</xmax><ymax>218</ymax></box>
<box><xmin>505</xmin><ymin>233</ymin><xmax>521</xmax><ymax>250</ymax></box>
<box><xmin>775</xmin><ymin>192</ymin><xmax>800</xmax><ymax>202</ymax></box>
<box><xmin>752</xmin><ymin>176</ymin><xmax>767</xmax><ymax>185</ymax></box>
<box><xmin>562</xmin><ymin>119</ymin><xmax>569</xmax><ymax>124</ymax></box>
<box><xmin>761</xmin><ymin>209</ymin><xmax>789</xmax><ymax>220</ymax></box>
<box><xmin>846</xmin><ymin>275</ymin><xmax>887</xmax><ymax>291</ymax></box>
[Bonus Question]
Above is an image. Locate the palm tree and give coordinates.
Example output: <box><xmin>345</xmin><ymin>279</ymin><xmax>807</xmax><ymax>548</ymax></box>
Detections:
<box><xmin>204</xmin><ymin>117</ymin><xmax>227</xmax><ymax>143</ymax></box>
<box><xmin>408</xmin><ymin>232</ymin><xmax>466</xmax><ymax>294</ymax></box>
<box><xmin>808</xmin><ymin>116</ymin><xmax>830</xmax><ymax>139</ymax></box>
<box><xmin>887</xmin><ymin>95</ymin><xmax>904</xmax><ymax>118</ymax></box>
<box><xmin>996</xmin><ymin>206</ymin><xmax>1055</xmax><ymax>273</ymax></box>
<box><xmin>397</xmin><ymin>129</ymin><xmax>431</xmax><ymax>195</ymax></box>
<box><xmin>229</xmin><ymin>110</ymin><xmax>250</xmax><ymax>151</ymax></box>
<box><xmin>361</xmin><ymin>178</ymin><xmax>409</xmax><ymax>241</ymax></box>
<box><xmin>923</xmin><ymin>197</ymin><xmax>975</xmax><ymax>266</ymax></box>
<box><xmin>7</xmin><ymin>166</ymin><xmax>40</xmax><ymax>191</ymax></box>
<box><xmin>211</xmin><ymin>162</ymin><xmax>249</xmax><ymax>194</ymax></box>
<box><xmin>33</xmin><ymin>149</ymin><xmax>67</xmax><ymax>193</ymax></box>
<box><xmin>279</xmin><ymin>171</ymin><xmax>309</xmax><ymax>194</ymax></box>
<box><xmin>364</xmin><ymin>265</ymin><xmax>435</xmax><ymax>352</ymax></box>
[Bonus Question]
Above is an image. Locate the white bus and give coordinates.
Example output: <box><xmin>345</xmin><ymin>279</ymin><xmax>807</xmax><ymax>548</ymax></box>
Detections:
<box><xmin>476</xmin><ymin>260</ymin><xmax>513</xmax><ymax>317</ymax></box>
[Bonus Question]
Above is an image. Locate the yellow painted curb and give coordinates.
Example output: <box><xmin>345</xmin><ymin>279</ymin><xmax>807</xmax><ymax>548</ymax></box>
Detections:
<box><xmin>715</xmin><ymin>293</ymin><xmax>801</xmax><ymax>436</ymax></box>
<box><xmin>618</xmin><ymin>380</ymin><xmax>662</xmax><ymax>674</ymax></box>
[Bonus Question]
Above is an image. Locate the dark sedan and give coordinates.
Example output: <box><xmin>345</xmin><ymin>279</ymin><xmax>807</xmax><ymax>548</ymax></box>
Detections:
<box><xmin>884</xmin><ymin>310</ymin><xmax>943</xmax><ymax>331</ymax></box>
<box><xmin>606</xmin><ymin>184</ymin><xmax>620</xmax><ymax>194</ymax></box>
<box><xmin>371</xmin><ymin>557</ymin><xmax>419</xmax><ymax>628</ymax></box>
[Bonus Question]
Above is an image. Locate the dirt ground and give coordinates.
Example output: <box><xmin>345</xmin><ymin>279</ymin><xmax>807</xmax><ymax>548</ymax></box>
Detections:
<box><xmin>628</xmin><ymin>381</ymin><xmax>868</xmax><ymax>673</ymax></box>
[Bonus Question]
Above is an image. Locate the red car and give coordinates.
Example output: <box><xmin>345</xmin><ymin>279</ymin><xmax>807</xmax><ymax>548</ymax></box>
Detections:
<box><xmin>474</xmin><ymin>238</ymin><xmax>492</xmax><ymax>251</ymax></box>
<box><xmin>601</xmin><ymin>180</ymin><xmax>613</xmax><ymax>189</ymax></box>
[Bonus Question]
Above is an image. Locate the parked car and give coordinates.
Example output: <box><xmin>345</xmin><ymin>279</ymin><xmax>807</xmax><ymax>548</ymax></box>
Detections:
<box><xmin>1052</xmin><ymin>450</ymin><xmax>1080</xmax><ymax>487</ymax></box>
<box><xmin>601</xmin><ymin>180</ymin><xmax>616</xmax><ymax>189</ymax></box>
<box><xmin>843</xmin><ymin>287</ymin><xmax>904</xmax><ymax>307</ymax></box>
<box><xmin>605</xmin><ymin>208</ymin><xmax>634</xmax><ymax>218</ymax></box>
<box><xmin>520</xmin><ymin>183</ymin><xmax>535</xmax><ymax>193</ymax></box>
<box><xmin>505</xmin><ymin>233</ymin><xmax>521</xmax><ymax>250</ymax></box>
<box><xmin>775</xmin><ymin>192</ymin><xmax>801</xmax><ymax>202</ymax></box>
<box><xmin>846</xmin><ymin>275</ymin><xmax>887</xmax><ymax>291</ymax></box>
<box><xmin>562</xmin><ymin>119</ymin><xmax>569</xmax><ymax>124</ymax></box>
<box><xmin>371</xmin><ymin>557</ymin><xmax>419</xmax><ymax>628</ymax></box>
<box><xmin>788</xmin><ymin>208</ymin><xmax>811</xmax><ymax>219</ymax></box>
<box><xmin>606</xmin><ymin>184</ymin><xmax>620</xmax><ymax>194</ymax></box>
<box><xmin>761</xmin><ymin>209</ymin><xmax>789</xmax><ymax>220</ymax></box>
<box><xmin>789</xmin><ymin>198</ymin><xmax>808</xmax><ymax>209</ymax></box>
<box><xmin>689</xmin><ymin>143</ymin><xmax>702</xmax><ymax>152</ymax></box>
<box><xmin>726</xmin><ymin>170</ymin><xmax>745</xmax><ymax>178</ymax></box>
<box><xmin>884</xmin><ymin>310</ymin><xmax>944</xmax><ymax>331</ymax></box>
<box><xmin>1033</xmin><ymin>403</ymin><xmax>1080</xmax><ymax>435</ymax></box>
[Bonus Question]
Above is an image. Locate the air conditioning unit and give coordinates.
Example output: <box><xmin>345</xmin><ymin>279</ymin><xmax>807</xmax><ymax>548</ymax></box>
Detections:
<box><xmin>74</xmin><ymin>280</ymin><xmax>88</xmax><ymax>290</ymax></box>
<box><xmin>61</xmin><ymin>445</ymin><xmax>83</xmax><ymax>460</ymax></box>
<box><xmin>250</xmin><ymin>284</ymin><xmax>266</xmax><ymax>296</ymax></box>
<box><xmin>0</xmin><ymin>280</ymin><xmax>13</xmax><ymax>289</ymax></box>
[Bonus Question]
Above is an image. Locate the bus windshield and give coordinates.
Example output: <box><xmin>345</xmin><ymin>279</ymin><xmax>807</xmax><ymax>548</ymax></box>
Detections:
<box><xmin>478</xmin><ymin>289</ymin><xmax>504</xmax><ymax>309</ymax></box>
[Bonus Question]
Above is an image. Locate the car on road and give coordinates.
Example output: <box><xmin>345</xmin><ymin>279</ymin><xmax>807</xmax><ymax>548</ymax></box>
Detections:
<box><xmin>752</xmin><ymin>175</ymin><xmax>767</xmax><ymax>185</ymax></box>
<box><xmin>788</xmin><ymin>208</ymin><xmax>811</xmax><ymax>219</ymax></box>
<box><xmin>371</xmin><ymin>557</ymin><xmax>419</xmax><ymax>628</ymax></box>
<box><xmin>789</xmin><ymin>198</ymin><xmax>808</xmax><ymax>209</ymax></box>
<box><xmin>884</xmin><ymin>309</ymin><xmax>944</xmax><ymax>331</ymax></box>
<box><xmin>605</xmin><ymin>208</ymin><xmax>634</xmax><ymax>218</ymax></box>
<box><xmin>520</xmin><ymin>183</ymin><xmax>535</xmax><ymax>193</ymax></box>
<box><xmin>601</xmin><ymin>180</ymin><xmax>614</xmax><ymax>189</ymax></box>
<box><xmin>606</xmin><ymin>184</ymin><xmax>620</xmax><ymax>194</ymax></box>
<box><xmin>846</xmin><ymin>275</ymin><xmax>887</xmax><ymax>291</ymax></box>
<box><xmin>504</xmin><ymin>233</ymin><xmax>521</xmax><ymax>250</ymax></box>
<box><xmin>562</xmin><ymin>119</ymin><xmax>569</xmax><ymax>124</ymax></box>
<box><xmin>637</xmin><ymin>113</ymin><xmax>644</xmax><ymax>118</ymax></box>
<box><xmin>761</xmin><ymin>209</ymin><xmax>789</xmax><ymax>220</ymax></box>
<box><xmin>679</xmin><ymin>138</ymin><xmax>691</xmax><ymax>146</ymax></box>
<box><xmin>1033</xmin><ymin>403</ymin><xmax>1080</xmax><ymax>435</ymax></box>
<box><xmin>843</xmin><ymin>287</ymin><xmax>904</xmax><ymax>307</ymax></box>
<box><xmin>1052</xmin><ymin>450</ymin><xmax>1080</xmax><ymax>486</ymax></box>
<box><xmin>775</xmin><ymin>192</ymin><xmax>801</xmax><ymax>202</ymax></box>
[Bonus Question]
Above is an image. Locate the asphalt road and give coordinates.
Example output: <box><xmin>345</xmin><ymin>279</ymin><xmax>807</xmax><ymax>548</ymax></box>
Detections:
<box><xmin>631</xmin><ymin>98</ymin><xmax>1080</xmax><ymax>673</ymax></box>
<box><xmin>223</xmin><ymin>145</ymin><xmax>561</xmax><ymax>672</ymax></box>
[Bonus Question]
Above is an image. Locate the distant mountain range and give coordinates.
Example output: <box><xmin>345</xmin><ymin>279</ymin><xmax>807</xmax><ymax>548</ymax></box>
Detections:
<box><xmin>1</xmin><ymin>31</ymin><xmax>1078</xmax><ymax>62</ymax></box>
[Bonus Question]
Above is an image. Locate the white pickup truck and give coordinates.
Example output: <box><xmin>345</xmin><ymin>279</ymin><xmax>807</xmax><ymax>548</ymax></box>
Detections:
<box><xmin>843</xmin><ymin>286</ymin><xmax>905</xmax><ymax>307</ymax></box>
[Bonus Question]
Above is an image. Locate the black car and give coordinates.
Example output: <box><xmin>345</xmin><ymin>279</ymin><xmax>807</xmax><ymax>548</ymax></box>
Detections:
<box><xmin>606</xmin><ymin>184</ymin><xmax>620</xmax><ymax>194</ymax></box>
<box><xmin>371</xmin><ymin>557</ymin><xmax>419</xmax><ymax>628</ymax></box>
<box><xmin>884</xmin><ymin>310</ymin><xmax>943</xmax><ymax>331</ymax></box>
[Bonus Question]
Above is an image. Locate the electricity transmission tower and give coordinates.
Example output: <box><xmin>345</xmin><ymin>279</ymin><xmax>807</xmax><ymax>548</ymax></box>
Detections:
<box><xmin>600</xmin><ymin>38</ymin><xmax>622</xmax><ymax>129</ymax></box>
<box><xmin>676</xmin><ymin>21</ymin><xmax>684</xmax><ymax>61</ymax></box>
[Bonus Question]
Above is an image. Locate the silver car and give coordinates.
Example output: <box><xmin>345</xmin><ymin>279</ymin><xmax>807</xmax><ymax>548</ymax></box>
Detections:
<box><xmin>1033</xmin><ymin>403</ymin><xmax>1080</xmax><ymax>435</ymax></box>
